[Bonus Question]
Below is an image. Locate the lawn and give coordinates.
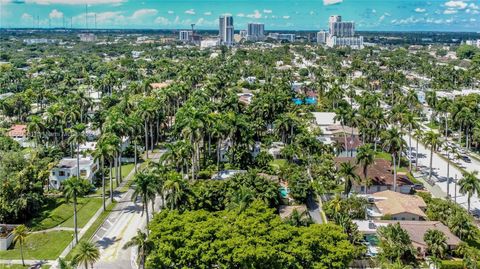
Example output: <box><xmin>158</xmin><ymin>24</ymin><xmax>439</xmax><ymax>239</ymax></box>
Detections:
<box><xmin>28</xmin><ymin>197</ymin><xmax>102</xmax><ymax>231</ymax></box>
<box><xmin>0</xmin><ymin>231</ymin><xmax>72</xmax><ymax>260</ymax></box>
<box><xmin>0</xmin><ymin>265</ymin><xmax>50</xmax><ymax>269</ymax></box>
<box><xmin>64</xmin><ymin>201</ymin><xmax>117</xmax><ymax>261</ymax></box>
<box><xmin>375</xmin><ymin>152</ymin><xmax>392</xmax><ymax>161</ymax></box>
<box><xmin>112</xmin><ymin>163</ymin><xmax>135</xmax><ymax>179</ymax></box>
<box><xmin>269</xmin><ymin>159</ymin><xmax>287</xmax><ymax>170</ymax></box>
<box><xmin>426</xmin><ymin>122</ymin><xmax>439</xmax><ymax>130</ymax></box>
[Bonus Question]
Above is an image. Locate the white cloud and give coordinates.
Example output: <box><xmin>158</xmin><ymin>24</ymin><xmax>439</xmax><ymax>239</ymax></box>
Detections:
<box><xmin>25</xmin><ymin>0</ymin><xmax>125</xmax><ymax>5</ymax></box>
<box><xmin>204</xmin><ymin>11</ymin><xmax>212</xmax><ymax>16</ymax></box>
<box><xmin>167</xmin><ymin>10</ymin><xmax>174</xmax><ymax>14</ymax></box>
<box><xmin>468</xmin><ymin>3</ymin><xmax>479</xmax><ymax>10</ymax></box>
<box><xmin>379</xmin><ymin>15</ymin><xmax>386</xmax><ymax>22</ymax></box>
<box><xmin>283</xmin><ymin>15</ymin><xmax>290</xmax><ymax>19</ymax></box>
<box><xmin>246</xmin><ymin>10</ymin><xmax>262</xmax><ymax>19</ymax></box>
<box><xmin>131</xmin><ymin>9</ymin><xmax>157</xmax><ymax>19</ymax></box>
<box><xmin>263</xmin><ymin>9</ymin><xmax>272</xmax><ymax>14</ymax></box>
<box><xmin>154</xmin><ymin>16</ymin><xmax>169</xmax><ymax>25</ymax></box>
<box><xmin>237</xmin><ymin>13</ymin><xmax>245</xmax><ymax>17</ymax></box>
<box><xmin>21</xmin><ymin>13</ymin><xmax>33</xmax><ymax>21</ymax></box>
<box><xmin>443</xmin><ymin>8</ymin><xmax>458</xmax><ymax>14</ymax></box>
<box><xmin>323</xmin><ymin>0</ymin><xmax>342</xmax><ymax>6</ymax></box>
<box><xmin>466</xmin><ymin>9</ymin><xmax>480</xmax><ymax>14</ymax></box>
<box><xmin>444</xmin><ymin>1</ymin><xmax>467</xmax><ymax>9</ymax></box>
<box><xmin>372</xmin><ymin>9</ymin><xmax>377</xmax><ymax>13</ymax></box>
<box><xmin>184</xmin><ymin>9</ymin><xmax>195</xmax><ymax>15</ymax></box>
<box><xmin>414</xmin><ymin>8</ymin><xmax>426</xmax><ymax>13</ymax></box>
<box><xmin>49</xmin><ymin>9</ymin><xmax>63</xmax><ymax>19</ymax></box>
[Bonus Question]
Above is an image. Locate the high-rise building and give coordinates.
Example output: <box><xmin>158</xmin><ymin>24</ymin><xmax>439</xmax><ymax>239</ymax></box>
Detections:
<box><xmin>326</xmin><ymin>15</ymin><xmax>363</xmax><ymax>49</ymax></box>
<box><xmin>247</xmin><ymin>23</ymin><xmax>265</xmax><ymax>41</ymax></box>
<box><xmin>219</xmin><ymin>15</ymin><xmax>234</xmax><ymax>45</ymax></box>
<box><xmin>179</xmin><ymin>30</ymin><xmax>193</xmax><ymax>42</ymax></box>
<box><xmin>267</xmin><ymin>33</ymin><xmax>295</xmax><ymax>42</ymax></box>
<box><xmin>316</xmin><ymin>30</ymin><xmax>327</xmax><ymax>44</ymax></box>
<box><xmin>328</xmin><ymin>15</ymin><xmax>355</xmax><ymax>37</ymax></box>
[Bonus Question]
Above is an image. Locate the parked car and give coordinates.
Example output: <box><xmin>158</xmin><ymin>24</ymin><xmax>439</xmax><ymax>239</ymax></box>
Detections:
<box><xmin>461</xmin><ymin>155</ymin><xmax>472</xmax><ymax>163</ymax></box>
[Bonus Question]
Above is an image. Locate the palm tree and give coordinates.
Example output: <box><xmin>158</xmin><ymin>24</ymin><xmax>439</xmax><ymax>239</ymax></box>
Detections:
<box><xmin>63</xmin><ymin>177</ymin><xmax>90</xmax><ymax>243</ymax></box>
<box><xmin>227</xmin><ymin>185</ymin><xmax>255</xmax><ymax>213</ymax></box>
<box><xmin>356</xmin><ymin>144</ymin><xmax>375</xmax><ymax>194</ymax></box>
<box><xmin>423</xmin><ymin>131</ymin><xmax>442</xmax><ymax>180</ymax></box>
<box><xmin>163</xmin><ymin>171</ymin><xmax>188</xmax><ymax>210</ymax></box>
<box><xmin>68</xmin><ymin>123</ymin><xmax>87</xmax><ymax>182</ymax></box>
<box><xmin>123</xmin><ymin>229</ymin><xmax>150</xmax><ymax>269</ymax></box>
<box><xmin>13</xmin><ymin>225</ymin><xmax>28</xmax><ymax>266</ymax></box>
<box><xmin>72</xmin><ymin>241</ymin><xmax>100</xmax><ymax>269</ymax></box>
<box><xmin>94</xmin><ymin>138</ymin><xmax>110</xmax><ymax>211</ymax></box>
<box><xmin>458</xmin><ymin>171</ymin><xmax>480</xmax><ymax>212</ymax></box>
<box><xmin>413</xmin><ymin>129</ymin><xmax>423</xmax><ymax>171</ymax></box>
<box><xmin>27</xmin><ymin>115</ymin><xmax>44</xmax><ymax>148</ymax></box>
<box><xmin>382</xmin><ymin>128</ymin><xmax>406</xmax><ymax>192</ymax></box>
<box><xmin>131</xmin><ymin>172</ymin><xmax>156</xmax><ymax>234</ymax></box>
<box><xmin>424</xmin><ymin>229</ymin><xmax>448</xmax><ymax>260</ymax></box>
<box><xmin>338</xmin><ymin>162</ymin><xmax>359</xmax><ymax>195</ymax></box>
<box><xmin>401</xmin><ymin>112</ymin><xmax>418</xmax><ymax>172</ymax></box>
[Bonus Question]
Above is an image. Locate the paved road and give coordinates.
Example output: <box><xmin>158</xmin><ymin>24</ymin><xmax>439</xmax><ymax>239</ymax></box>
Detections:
<box><xmin>306</xmin><ymin>194</ymin><xmax>324</xmax><ymax>224</ymax></box>
<box><xmin>93</xmin><ymin>150</ymin><xmax>164</xmax><ymax>269</ymax></box>
<box><xmin>408</xmin><ymin>135</ymin><xmax>480</xmax><ymax>215</ymax></box>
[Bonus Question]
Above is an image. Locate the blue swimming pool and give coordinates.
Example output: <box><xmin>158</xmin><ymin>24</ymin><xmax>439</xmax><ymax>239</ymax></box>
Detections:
<box><xmin>279</xmin><ymin>186</ymin><xmax>290</xmax><ymax>198</ymax></box>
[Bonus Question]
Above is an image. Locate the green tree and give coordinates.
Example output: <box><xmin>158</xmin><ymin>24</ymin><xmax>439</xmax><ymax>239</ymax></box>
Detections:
<box><xmin>13</xmin><ymin>224</ymin><xmax>28</xmax><ymax>266</ymax></box>
<box><xmin>422</xmin><ymin>131</ymin><xmax>442</xmax><ymax>180</ymax></box>
<box><xmin>131</xmin><ymin>172</ymin><xmax>157</xmax><ymax>233</ymax></box>
<box><xmin>123</xmin><ymin>229</ymin><xmax>151</xmax><ymax>269</ymax></box>
<box><xmin>458</xmin><ymin>171</ymin><xmax>480</xmax><ymax>212</ymax></box>
<box><xmin>63</xmin><ymin>177</ymin><xmax>91</xmax><ymax>243</ymax></box>
<box><xmin>72</xmin><ymin>241</ymin><xmax>100</xmax><ymax>269</ymax></box>
<box><xmin>382</xmin><ymin>128</ymin><xmax>406</xmax><ymax>191</ymax></box>
<box><xmin>356</xmin><ymin>144</ymin><xmax>375</xmax><ymax>194</ymax></box>
<box><xmin>378</xmin><ymin>223</ymin><xmax>416</xmax><ymax>265</ymax></box>
<box><xmin>338</xmin><ymin>161</ymin><xmax>359</xmax><ymax>195</ymax></box>
<box><xmin>424</xmin><ymin>229</ymin><xmax>447</xmax><ymax>260</ymax></box>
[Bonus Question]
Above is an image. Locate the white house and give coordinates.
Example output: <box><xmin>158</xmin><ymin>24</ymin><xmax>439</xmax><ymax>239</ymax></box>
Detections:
<box><xmin>49</xmin><ymin>156</ymin><xmax>99</xmax><ymax>189</ymax></box>
<box><xmin>0</xmin><ymin>225</ymin><xmax>16</xmax><ymax>251</ymax></box>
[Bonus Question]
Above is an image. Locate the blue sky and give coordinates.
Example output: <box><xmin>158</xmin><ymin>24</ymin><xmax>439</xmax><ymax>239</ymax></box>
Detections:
<box><xmin>0</xmin><ymin>0</ymin><xmax>479</xmax><ymax>31</ymax></box>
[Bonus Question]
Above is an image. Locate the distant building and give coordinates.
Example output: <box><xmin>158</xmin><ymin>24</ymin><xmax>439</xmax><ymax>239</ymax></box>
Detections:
<box><xmin>239</xmin><ymin>30</ymin><xmax>247</xmax><ymax>39</ymax></box>
<box><xmin>78</xmin><ymin>33</ymin><xmax>97</xmax><ymax>42</ymax></box>
<box><xmin>0</xmin><ymin>224</ymin><xmax>16</xmax><ymax>251</ymax></box>
<box><xmin>179</xmin><ymin>30</ymin><xmax>193</xmax><ymax>42</ymax></box>
<box><xmin>247</xmin><ymin>23</ymin><xmax>265</xmax><ymax>41</ymax></box>
<box><xmin>219</xmin><ymin>15</ymin><xmax>234</xmax><ymax>45</ymax></box>
<box><xmin>326</xmin><ymin>15</ymin><xmax>363</xmax><ymax>49</ymax></box>
<box><xmin>49</xmin><ymin>156</ymin><xmax>99</xmax><ymax>189</ymax></box>
<box><xmin>316</xmin><ymin>30</ymin><xmax>327</xmax><ymax>44</ymax></box>
<box><xmin>23</xmin><ymin>38</ymin><xmax>57</xmax><ymax>45</ymax></box>
<box><xmin>268</xmin><ymin>33</ymin><xmax>295</xmax><ymax>42</ymax></box>
<box><xmin>200</xmin><ymin>39</ymin><xmax>220</xmax><ymax>49</ymax></box>
<box><xmin>368</xmin><ymin>190</ymin><xmax>427</xmax><ymax>221</ymax></box>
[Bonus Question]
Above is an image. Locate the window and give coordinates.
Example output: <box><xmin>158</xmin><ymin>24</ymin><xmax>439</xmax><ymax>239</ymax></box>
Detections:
<box><xmin>412</xmin><ymin>218</ymin><xmax>416</xmax><ymax>220</ymax></box>
<box><xmin>80</xmin><ymin>170</ymin><xmax>87</xmax><ymax>177</ymax></box>
<box><xmin>59</xmin><ymin>171</ymin><xmax>65</xmax><ymax>176</ymax></box>
<box><xmin>52</xmin><ymin>171</ymin><xmax>56</xmax><ymax>175</ymax></box>
<box><xmin>401</xmin><ymin>217</ymin><xmax>405</xmax><ymax>220</ymax></box>
<box><xmin>377</xmin><ymin>186</ymin><xmax>381</xmax><ymax>191</ymax></box>
<box><xmin>67</xmin><ymin>173</ymin><xmax>70</xmax><ymax>177</ymax></box>
<box><xmin>361</xmin><ymin>186</ymin><xmax>365</xmax><ymax>192</ymax></box>
<box><xmin>393</xmin><ymin>217</ymin><xmax>397</xmax><ymax>220</ymax></box>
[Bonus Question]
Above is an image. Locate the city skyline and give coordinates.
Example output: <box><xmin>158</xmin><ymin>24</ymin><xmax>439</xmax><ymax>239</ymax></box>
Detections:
<box><xmin>0</xmin><ymin>0</ymin><xmax>480</xmax><ymax>32</ymax></box>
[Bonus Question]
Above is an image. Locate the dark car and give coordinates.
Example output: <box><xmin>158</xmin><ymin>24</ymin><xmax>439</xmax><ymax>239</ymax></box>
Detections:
<box><xmin>413</xmin><ymin>184</ymin><xmax>424</xmax><ymax>190</ymax></box>
<box><xmin>462</xmin><ymin>155</ymin><xmax>472</xmax><ymax>163</ymax></box>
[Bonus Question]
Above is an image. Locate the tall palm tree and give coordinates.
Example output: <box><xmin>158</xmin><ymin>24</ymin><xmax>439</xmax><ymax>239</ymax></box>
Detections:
<box><xmin>401</xmin><ymin>112</ymin><xmax>418</xmax><ymax>172</ymax></box>
<box><xmin>356</xmin><ymin>144</ymin><xmax>375</xmax><ymax>194</ymax></box>
<box><xmin>27</xmin><ymin>115</ymin><xmax>44</xmax><ymax>148</ymax></box>
<box><xmin>73</xmin><ymin>241</ymin><xmax>100</xmax><ymax>269</ymax></box>
<box><xmin>163</xmin><ymin>171</ymin><xmax>188</xmax><ymax>210</ymax></box>
<box><xmin>413</xmin><ymin>129</ymin><xmax>423</xmax><ymax>171</ymax></box>
<box><xmin>423</xmin><ymin>131</ymin><xmax>442</xmax><ymax>180</ymax></box>
<box><xmin>68</xmin><ymin>124</ymin><xmax>87</xmax><ymax>182</ymax></box>
<box><xmin>382</xmin><ymin>128</ymin><xmax>406</xmax><ymax>192</ymax></box>
<box><xmin>123</xmin><ymin>229</ymin><xmax>150</xmax><ymax>269</ymax></box>
<box><xmin>63</xmin><ymin>177</ymin><xmax>90</xmax><ymax>243</ymax></box>
<box><xmin>338</xmin><ymin>161</ymin><xmax>359</xmax><ymax>195</ymax></box>
<box><xmin>227</xmin><ymin>185</ymin><xmax>255</xmax><ymax>213</ymax></box>
<box><xmin>424</xmin><ymin>229</ymin><xmax>448</xmax><ymax>260</ymax></box>
<box><xmin>94</xmin><ymin>138</ymin><xmax>109</xmax><ymax>211</ymax></box>
<box><xmin>131</xmin><ymin>172</ymin><xmax>156</xmax><ymax>234</ymax></box>
<box><xmin>13</xmin><ymin>225</ymin><xmax>28</xmax><ymax>266</ymax></box>
<box><xmin>458</xmin><ymin>171</ymin><xmax>480</xmax><ymax>212</ymax></box>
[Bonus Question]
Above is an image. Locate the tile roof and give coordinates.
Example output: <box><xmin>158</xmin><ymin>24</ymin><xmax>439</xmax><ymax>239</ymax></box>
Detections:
<box><xmin>7</xmin><ymin>124</ymin><xmax>27</xmax><ymax>137</ymax></box>
<box><xmin>372</xmin><ymin>190</ymin><xmax>426</xmax><ymax>217</ymax></box>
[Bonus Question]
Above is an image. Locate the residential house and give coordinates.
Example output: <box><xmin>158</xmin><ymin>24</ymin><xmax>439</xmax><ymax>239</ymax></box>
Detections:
<box><xmin>0</xmin><ymin>224</ymin><xmax>16</xmax><ymax>251</ymax></box>
<box><xmin>49</xmin><ymin>156</ymin><xmax>99</xmax><ymax>189</ymax></box>
<box><xmin>368</xmin><ymin>190</ymin><xmax>427</xmax><ymax>221</ymax></box>
<box><xmin>7</xmin><ymin>124</ymin><xmax>29</xmax><ymax>147</ymax></box>
<box><xmin>354</xmin><ymin>220</ymin><xmax>461</xmax><ymax>258</ymax></box>
<box><xmin>335</xmin><ymin>158</ymin><xmax>414</xmax><ymax>194</ymax></box>
<box><xmin>211</xmin><ymin>170</ymin><xmax>247</xmax><ymax>180</ymax></box>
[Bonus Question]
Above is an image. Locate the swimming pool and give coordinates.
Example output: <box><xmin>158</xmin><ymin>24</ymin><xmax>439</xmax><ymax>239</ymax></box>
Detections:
<box><xmin>279</xmin><ymin>186</ymin><xmax>290</xmax><ymax>198</ymax></box>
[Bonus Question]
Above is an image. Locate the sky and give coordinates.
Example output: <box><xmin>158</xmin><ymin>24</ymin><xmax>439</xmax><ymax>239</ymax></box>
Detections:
<box><xmin>0</xmin><ymin>0</ymin><xmax>479</xmax><ymax>31</ymax></box>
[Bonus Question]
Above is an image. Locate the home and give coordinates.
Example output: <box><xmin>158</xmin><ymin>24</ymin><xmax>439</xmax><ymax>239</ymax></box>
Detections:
<box><xmin>49</xmin><ymin>156</ymin><xmax>99</xmax><ymax>189</ymax></box>
<box><xmin>211</xmin><ymin>170</ymin><xmax>247</xmax><ymax>180</ymax></box>
<box><xmin>311</xmin><ymin>112</ymin><xmax>337</xmax><ymax>127</ymax></box>
<box><xmin>7</xmin><ymin>124</ymin><xmax>29</xmax><ymax>147</ymax></box>
<box><xmin>219</xmin><ymin>140</ymin><xmax>261</xmax><ymax>162</ymax></box>
<box><xmin>0</xmin><ymin>224</ymin><xmax>16</xmax><ymax>251</ymax></box>
<box><xmin>368</xmin><ymin>190</ymin><xmax>427</xmax><ymax>221</ymax></box>
<box><xmin>335</xmin><ymin>158</ymin><xmax>414</xmax><ymax>194</ymax></box>
<box><xmin>354</xmin><ymin>220</ymin><xmax>461</xmax><ymax>258</ymax></box>
<box><xmin>268</xmin><ymin>142</ymin><xmax>285</xmax><ymax>159</ymax></box>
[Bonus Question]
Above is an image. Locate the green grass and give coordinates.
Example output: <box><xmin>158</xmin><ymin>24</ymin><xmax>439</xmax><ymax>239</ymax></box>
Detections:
<box><xmin>112</xmin><ymin>163</ymin><xmax>135</xmax><ymax>179</ymax></box>
<box><xmin>426</xmin><ymin>122</ymin><xmax>440</xmax><ymax>130</ymax></box>
<box><xmin>0</xmin><ymin>231</ymin><xmax>73</xmax><ymax>260</ymax></box>
<box><xmin>0</xmin><ymin>265</ymin><xmax>50</xmax><ymax>269</ymax></box>
<box><xmin>375</xmin><ymin>152</ymin><xmax>392</xmax><ymax>161</ymax></box>
<box><xmin>28</xmin><ymin>197</ymin><xmax>102</xmax><ymax>231</ymax></box>
<box><xmin>64</xmin><ymin>201</ymin><xmax>117</xmax><ymax>261</ymax></box>
<box><xmin>269</xmin><ymin>159</ymin><xmax>287</xmax><ymax>170</ymax></box>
